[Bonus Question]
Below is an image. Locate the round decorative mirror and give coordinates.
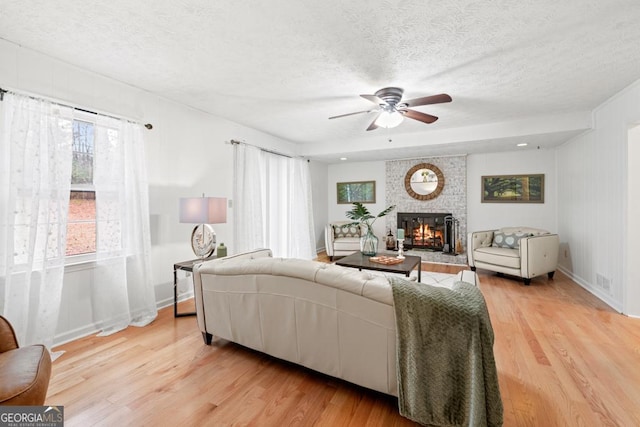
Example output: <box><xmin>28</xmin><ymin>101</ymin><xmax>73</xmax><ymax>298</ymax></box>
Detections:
<box><xmin>404</xmin><ymin>163</ymin><xmax>444</xmax><ymax>200</ymax></box>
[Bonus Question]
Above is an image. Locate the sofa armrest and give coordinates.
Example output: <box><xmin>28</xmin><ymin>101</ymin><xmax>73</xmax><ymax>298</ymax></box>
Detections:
<box><xmin>325</xmin><ymin>224</ymin><xmax>336</xmax><ymax>256</ymax></box>
<box><xmin>0</xmin><ymin>316</ymin><xmax>19</xmax><ymax>352</ymax></box>
<box><xmin>467</xmin><ymin>230</ymin><xmax>496</xmax><ymax>267</ymax></box>
<box><xmin>193</xmin><ymin>248</ymin><xmax>273</xmax><ymax>335</ymax></box>
<box><xmin>520</xmin><ymin>234</ymin><xmax>559</xmax><ymax>278</ymax></box>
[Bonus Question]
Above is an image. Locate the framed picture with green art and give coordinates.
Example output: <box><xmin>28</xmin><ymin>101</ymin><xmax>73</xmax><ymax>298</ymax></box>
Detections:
<box><xmin>336</xmin><ymin>181</ymin><xmax>376</xmax><ymax>204</ymax></box>
<box><xmin>481</xmin><ymin>174</ymin><xmax>544</xmax><ymax>203</ymax></box>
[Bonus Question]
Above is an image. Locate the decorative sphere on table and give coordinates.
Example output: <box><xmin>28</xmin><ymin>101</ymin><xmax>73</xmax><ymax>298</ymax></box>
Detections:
<box><xmin>191</xmin><ymin>224</ymin><xmax>215</xmax><ymax>258</ymax></box>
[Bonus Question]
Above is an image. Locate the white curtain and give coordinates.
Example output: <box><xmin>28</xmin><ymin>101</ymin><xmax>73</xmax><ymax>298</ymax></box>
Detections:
<box><xmin>0</xmin><ymin>91</ymin><xmax>156</xmax><ymax>346</ymax></box>
<box><xmin>233</xmin><ymin>144</ymin><xmax>265</xmax><ymax>254</ymax></box>
<box><xmin>0</xmin><ymin>93</ymin><xmax>74</xmax><ymax>348</ymax></box>
<box><xmin>233</xmin><ymin>143</ymin><xmax>316</xmax><ymax>259</ymax></box>
<box><xmin>288</xmin><ymin>157</ymin><xmax>316</xmax><ymax>259</ymax></box>
<box><xmin>91</xmin><ymin>115</ymin><xmax>157</xmax><ymax>335</ymax></box>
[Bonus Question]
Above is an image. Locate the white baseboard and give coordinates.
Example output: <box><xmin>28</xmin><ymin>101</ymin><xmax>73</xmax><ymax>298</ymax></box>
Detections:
<box><xmin>557</xmin><ymin>266</ymin><xmax>622</xmax><ymax>313</ymax></box>
<box><xmin>156</xmin><ymin>292</ymin><xmax>194</xmax><ymax>310</ymax></box>
<box><xmin>53</xmin><ymin>324</ymin><xmax>101</xmax><ymax>348</ymax></box>
<box><xmin>53</xmin><ymin>292</ymin><xmax>195</xmax><ymax>348</ymax></box>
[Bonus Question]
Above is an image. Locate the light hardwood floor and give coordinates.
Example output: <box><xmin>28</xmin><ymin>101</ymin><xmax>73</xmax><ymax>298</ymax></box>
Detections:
<box><xmin>49</xmin><ymin>256</ymin><xmax>640</xmax><ymax>426</ymax></box>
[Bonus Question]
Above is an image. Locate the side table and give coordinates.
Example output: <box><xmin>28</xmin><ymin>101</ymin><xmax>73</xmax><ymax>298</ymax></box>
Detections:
<box><xmin>173</xmin><ymin>256</ymin><xmax>215</xmax><ymax>318</ymax></box>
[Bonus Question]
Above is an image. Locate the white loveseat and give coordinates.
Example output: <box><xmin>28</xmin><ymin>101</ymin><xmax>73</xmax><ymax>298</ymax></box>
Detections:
<box><xmin>192</xmin><ymin>248</ymin><xmax>476</xmax><ymax>396</ymax></box>
<box><xmin>468</xmin><ymin>226</ymin><xmax>559</xmax><ymax>285</ymax></box>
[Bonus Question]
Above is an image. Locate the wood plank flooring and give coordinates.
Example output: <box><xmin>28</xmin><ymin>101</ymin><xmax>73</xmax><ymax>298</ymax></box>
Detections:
<box><xmin>48</xmin><ymin>256</ymin><xmax>640</xmax><ymax>426</ymax></box>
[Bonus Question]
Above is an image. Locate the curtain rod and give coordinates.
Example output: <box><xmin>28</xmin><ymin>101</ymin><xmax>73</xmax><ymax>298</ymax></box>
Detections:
<box><xmin>0</xmin><ymin>86</ymin><xmax>153</xmax><ymax>130</ymax></box>
<box><xmin>229</xmin><ymin>139</ymin><xmax>309</xmax><ymax>162</ymax></box>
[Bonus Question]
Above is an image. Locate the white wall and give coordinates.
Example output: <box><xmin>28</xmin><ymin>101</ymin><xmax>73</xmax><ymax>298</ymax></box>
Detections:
<box><xmin>309</xmin><ymin>161</ymin><xmax>329</xmax><ymax>252</ymax></box>
<box><xmin>327</xmin><ymin>161</ymin><xmax>388</xmax><ymax>240</ymax></box>
<box><xmin>326</xmin><ymin>151</ymin><xmax>558</xmax><ymax>253</ymax></box>
<box><xmin>558</xmin><ymin>79</ymin><xmax>640</xmax><ymax>315</ymax></box>
<box><xmin>466</xmin><ymin>149</ymin><xmax>558</xmax><ymax>233</ymax></box>
<box><xmin>626</xmin><ymin>124</ymin><xmax>640</xmax><ymax>317</ymax></box>
<box><xmin>0</xmin><ymin>39</ymin><xmax>300</xmax><ymax>344</ymax></box>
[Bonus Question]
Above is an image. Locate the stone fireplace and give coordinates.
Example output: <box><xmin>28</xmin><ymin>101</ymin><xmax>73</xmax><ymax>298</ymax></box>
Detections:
<box><xmin>385</xmin><ymin>156</ymin><xmax>467</xmax><ymax>264</ymax></box>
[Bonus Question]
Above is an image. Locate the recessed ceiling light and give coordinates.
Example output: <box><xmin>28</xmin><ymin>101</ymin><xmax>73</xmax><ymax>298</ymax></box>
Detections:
<box><xmin>340</xmin><ymin>157</ymin><xmax>347</xmax><ymax>161</ymax></box>
<box><xmin>517</xmin><ymin>143</ymin><xmax>528</xmax><ymax>147</ymax></box>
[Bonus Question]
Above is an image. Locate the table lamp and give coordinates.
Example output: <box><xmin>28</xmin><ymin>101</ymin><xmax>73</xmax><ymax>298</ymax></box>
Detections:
<box><xmin>179</xmin><ymin>196</ymin><xmax>227</xmax><ymax>258</ymax></box>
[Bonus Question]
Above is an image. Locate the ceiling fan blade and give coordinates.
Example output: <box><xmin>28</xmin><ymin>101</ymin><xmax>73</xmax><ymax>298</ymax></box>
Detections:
<box><xmin>403</xmin><ymin>93</ymin><xmax>452</xmax><ymax>108</ymax></box>
<box><xmin>329</xmin><ymin>109</ymin><xmax>376</xmax><ymax>119</ymax></box>
<box><xmin>366</xmin><ymin>113</ymin><xmax>381</xmax><ymax>131</ymax></box>
<box><xmin>360</xmin><ymin>94</ymin><xmax>387</xmax><ymax>105</ymax></box>
<box><xmin>402</xmin><ymin>109</ymin><xmax>439</xmax><ymax>124</ymax></box>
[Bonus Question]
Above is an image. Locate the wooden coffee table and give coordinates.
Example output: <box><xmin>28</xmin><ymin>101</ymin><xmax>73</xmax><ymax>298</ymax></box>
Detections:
<box><xmin>336</xmin><ymin>251</ymin><xmax>422</xmax><ymax>282</ymax></box>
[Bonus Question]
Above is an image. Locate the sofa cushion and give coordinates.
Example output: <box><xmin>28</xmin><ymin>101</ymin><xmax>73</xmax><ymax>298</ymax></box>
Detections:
<box><xmin>334</xmin><ymin>224</ymin><xmax>360</xmax><ymax>238</ymax></box>
<box><xmin>333</xmin><ymin>237</ymin><xmax>361</xmax><ymax>251</ymax></box>
<box><xmin>474</xmin><ymin>246</ymin><xmax>521</xmax><ymax>269</ymax></box>
<box><xmin>492</xmin><ymin>231</ymin><xmax>532</xmax><ymax>249</ymax></box>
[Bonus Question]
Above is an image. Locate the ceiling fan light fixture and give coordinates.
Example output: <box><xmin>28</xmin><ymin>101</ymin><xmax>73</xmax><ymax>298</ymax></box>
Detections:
<box><xmin>330</xmin><ymin>88</ymin><xmax>451</xmax><ymax>131</ymax></box>
<box><xmin>375</xmin><ymin>110</ymin><xmax>404</xmax><ymax>128</ymax></box>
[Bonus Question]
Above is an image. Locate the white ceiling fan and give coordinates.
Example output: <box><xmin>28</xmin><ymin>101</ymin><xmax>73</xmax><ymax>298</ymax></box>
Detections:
<box><xmin>329</xmin><ymin>87</ymin><xmax>452</xmax><ymax>131</ymax></box>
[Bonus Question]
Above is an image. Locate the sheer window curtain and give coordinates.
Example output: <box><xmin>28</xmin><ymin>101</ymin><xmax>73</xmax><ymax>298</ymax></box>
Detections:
<box><xmin>0</xmin><ymin>93</ymin><xmax>73</xmax><ymax>348</ymax></box>
<box><xmin>0</xmin><ymin>91</ymin><xmax>156</xmax><ymax>347</ymax></box>
<box><xmin>288</xmin><ymin>156</ymin><xmax>316</xmax><ymax>259</ymax></box>
<box><xmin>233</xmin><ymin>143</ymin><xmax>316</xmax><ymax>259</ymax></box>
<box><xmin>233</xmin><ymin>144</ymin><xmax>265</xmax><ymax>254</ymax></box>
<box><xmin>91</xmin><ymin>115</ymin><xmax>157</xmax><ymax>335</ymax></box>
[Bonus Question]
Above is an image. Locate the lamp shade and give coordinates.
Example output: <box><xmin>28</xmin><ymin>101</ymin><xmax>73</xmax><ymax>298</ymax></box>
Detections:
<box><xmin>179</xmin><ymin>197</ymin><xmax>227</xmax><ymax>224</ymax></box>
<box><xmin>375</xmin><ymin>110</ymin><xmax>404</xmax><ymax>128</ymax></box>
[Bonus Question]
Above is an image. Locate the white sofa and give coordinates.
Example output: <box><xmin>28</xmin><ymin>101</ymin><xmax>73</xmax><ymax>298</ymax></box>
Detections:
<box><xmin>468</xmin><ymin>226</ymin><xmax>559</xmax><ymax>285</ymax></box>
<box><xmin>192</xmin><ymin>248</ymin><xmax>477</xmax><ymax>396</ymax></box>
<box><xmin>324</xmin><ymin>221</ymin><xmax>364</xmax><ymax>260</ymax></box>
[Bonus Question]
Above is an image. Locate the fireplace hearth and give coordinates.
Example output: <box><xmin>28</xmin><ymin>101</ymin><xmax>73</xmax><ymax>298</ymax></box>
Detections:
<box><xmin>397</xmin><ymin>212</ymin><xmax>458</xmax><ymax>253</ymax></box>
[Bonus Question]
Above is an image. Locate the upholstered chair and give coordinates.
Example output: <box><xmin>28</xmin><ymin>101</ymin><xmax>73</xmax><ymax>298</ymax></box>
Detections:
<box><xmin>467</xmin><ymin>226</ymin><xmax>559</xmax><ymax>285</ymax></box>
<box><xmin>324</xmin><ymin>221</ymin><xmax>365</xmax><ymax>261</ymax></box>
<box><xmin>0</xmin><ymin>316</ymin><xmax>52</xmax><ymax>405</ymax></box>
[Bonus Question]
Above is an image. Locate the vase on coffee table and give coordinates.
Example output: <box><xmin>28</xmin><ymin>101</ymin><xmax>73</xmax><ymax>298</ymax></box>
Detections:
<box><xmin>360</xmin><ymin>230</ymin><xmax>379</xmax><ymax>256</ymax></box>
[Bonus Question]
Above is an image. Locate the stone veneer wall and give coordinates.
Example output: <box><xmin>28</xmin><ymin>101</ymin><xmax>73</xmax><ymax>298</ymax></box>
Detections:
<box><xmin>385</xmin><ymin>156</ymin><xmax>468</xmax><ymax>265</ymax></box>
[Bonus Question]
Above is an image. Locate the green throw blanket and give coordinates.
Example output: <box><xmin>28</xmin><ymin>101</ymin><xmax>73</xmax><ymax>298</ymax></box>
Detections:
<box><xmin>389</xmin><ymin>277</ymin><xmax>503</xmax><ymax>427</ymax></box>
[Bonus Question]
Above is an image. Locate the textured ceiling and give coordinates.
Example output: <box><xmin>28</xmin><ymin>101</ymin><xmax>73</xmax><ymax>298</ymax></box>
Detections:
<box><xmin>1</xmin><ymin>1</ymin><xmax>640</xmax><ymax>161</ymax></box>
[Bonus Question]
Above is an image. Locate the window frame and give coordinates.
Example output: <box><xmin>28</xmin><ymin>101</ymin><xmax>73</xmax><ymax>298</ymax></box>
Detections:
<box><xmin>65</xmin><ymin>110</ymin><xmax>98</xmax><ymax>265</ymax></box>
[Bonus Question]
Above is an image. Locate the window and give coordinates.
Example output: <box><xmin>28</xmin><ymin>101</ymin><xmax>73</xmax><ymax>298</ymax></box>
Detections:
<box><xmin>66</xmin><ymin>119</ymin><xmax>96</xmax><ymax>256</ymax></box>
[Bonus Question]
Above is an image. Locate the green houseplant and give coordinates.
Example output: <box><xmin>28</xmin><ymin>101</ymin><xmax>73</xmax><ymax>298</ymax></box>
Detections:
<box><xmin>345</xmin><ymin>202</ymin><xmax>396</xmax><ymax>256</ymax></box>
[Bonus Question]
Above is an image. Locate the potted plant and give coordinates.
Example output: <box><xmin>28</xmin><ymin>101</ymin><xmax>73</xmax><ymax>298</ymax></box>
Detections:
<box><xmin>345</xmin><ymin>202</ymin><xmax>396</xmax><ymax>256</ymax></box>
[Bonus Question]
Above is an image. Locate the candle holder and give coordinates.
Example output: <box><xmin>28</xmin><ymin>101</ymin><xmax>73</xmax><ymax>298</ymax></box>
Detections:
<box><xmin>397</xmin><ymin>239</ymin><xmax>405</xmax><ymax>259</ymax></box>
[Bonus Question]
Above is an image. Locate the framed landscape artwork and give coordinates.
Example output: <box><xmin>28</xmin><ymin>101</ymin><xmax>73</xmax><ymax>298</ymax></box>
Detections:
<box><xmin>337</xmin><ymin>181</ymin><xmax>376</xmax><ymax>204</ymax></box>
<box><xmin>481</xmin><ymin>174</ymin><xmax>544</xmax><ymax>203</ymax></box>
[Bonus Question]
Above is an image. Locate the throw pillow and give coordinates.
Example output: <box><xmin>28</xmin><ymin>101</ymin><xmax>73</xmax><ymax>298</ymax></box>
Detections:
<box><xmin>333</xmin><ymin>224</ymin><xmax>360</xmax><ymax>238</ymax></box>
<box><xmin>492</xmin><ymin>231</ymin><xmax>532</xmax><ymax>249</ymax></box>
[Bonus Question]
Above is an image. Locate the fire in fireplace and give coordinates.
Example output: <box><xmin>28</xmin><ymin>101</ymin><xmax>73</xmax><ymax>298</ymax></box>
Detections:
<box><xmin>397</xmin><ymin>212</ymin><xmax>457</xmax><ymax>253</ymax></box>
<box><xmin>413</xmin><ymin>223</ymin><xmax>444</xmax><ymax>248</ymax></box>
